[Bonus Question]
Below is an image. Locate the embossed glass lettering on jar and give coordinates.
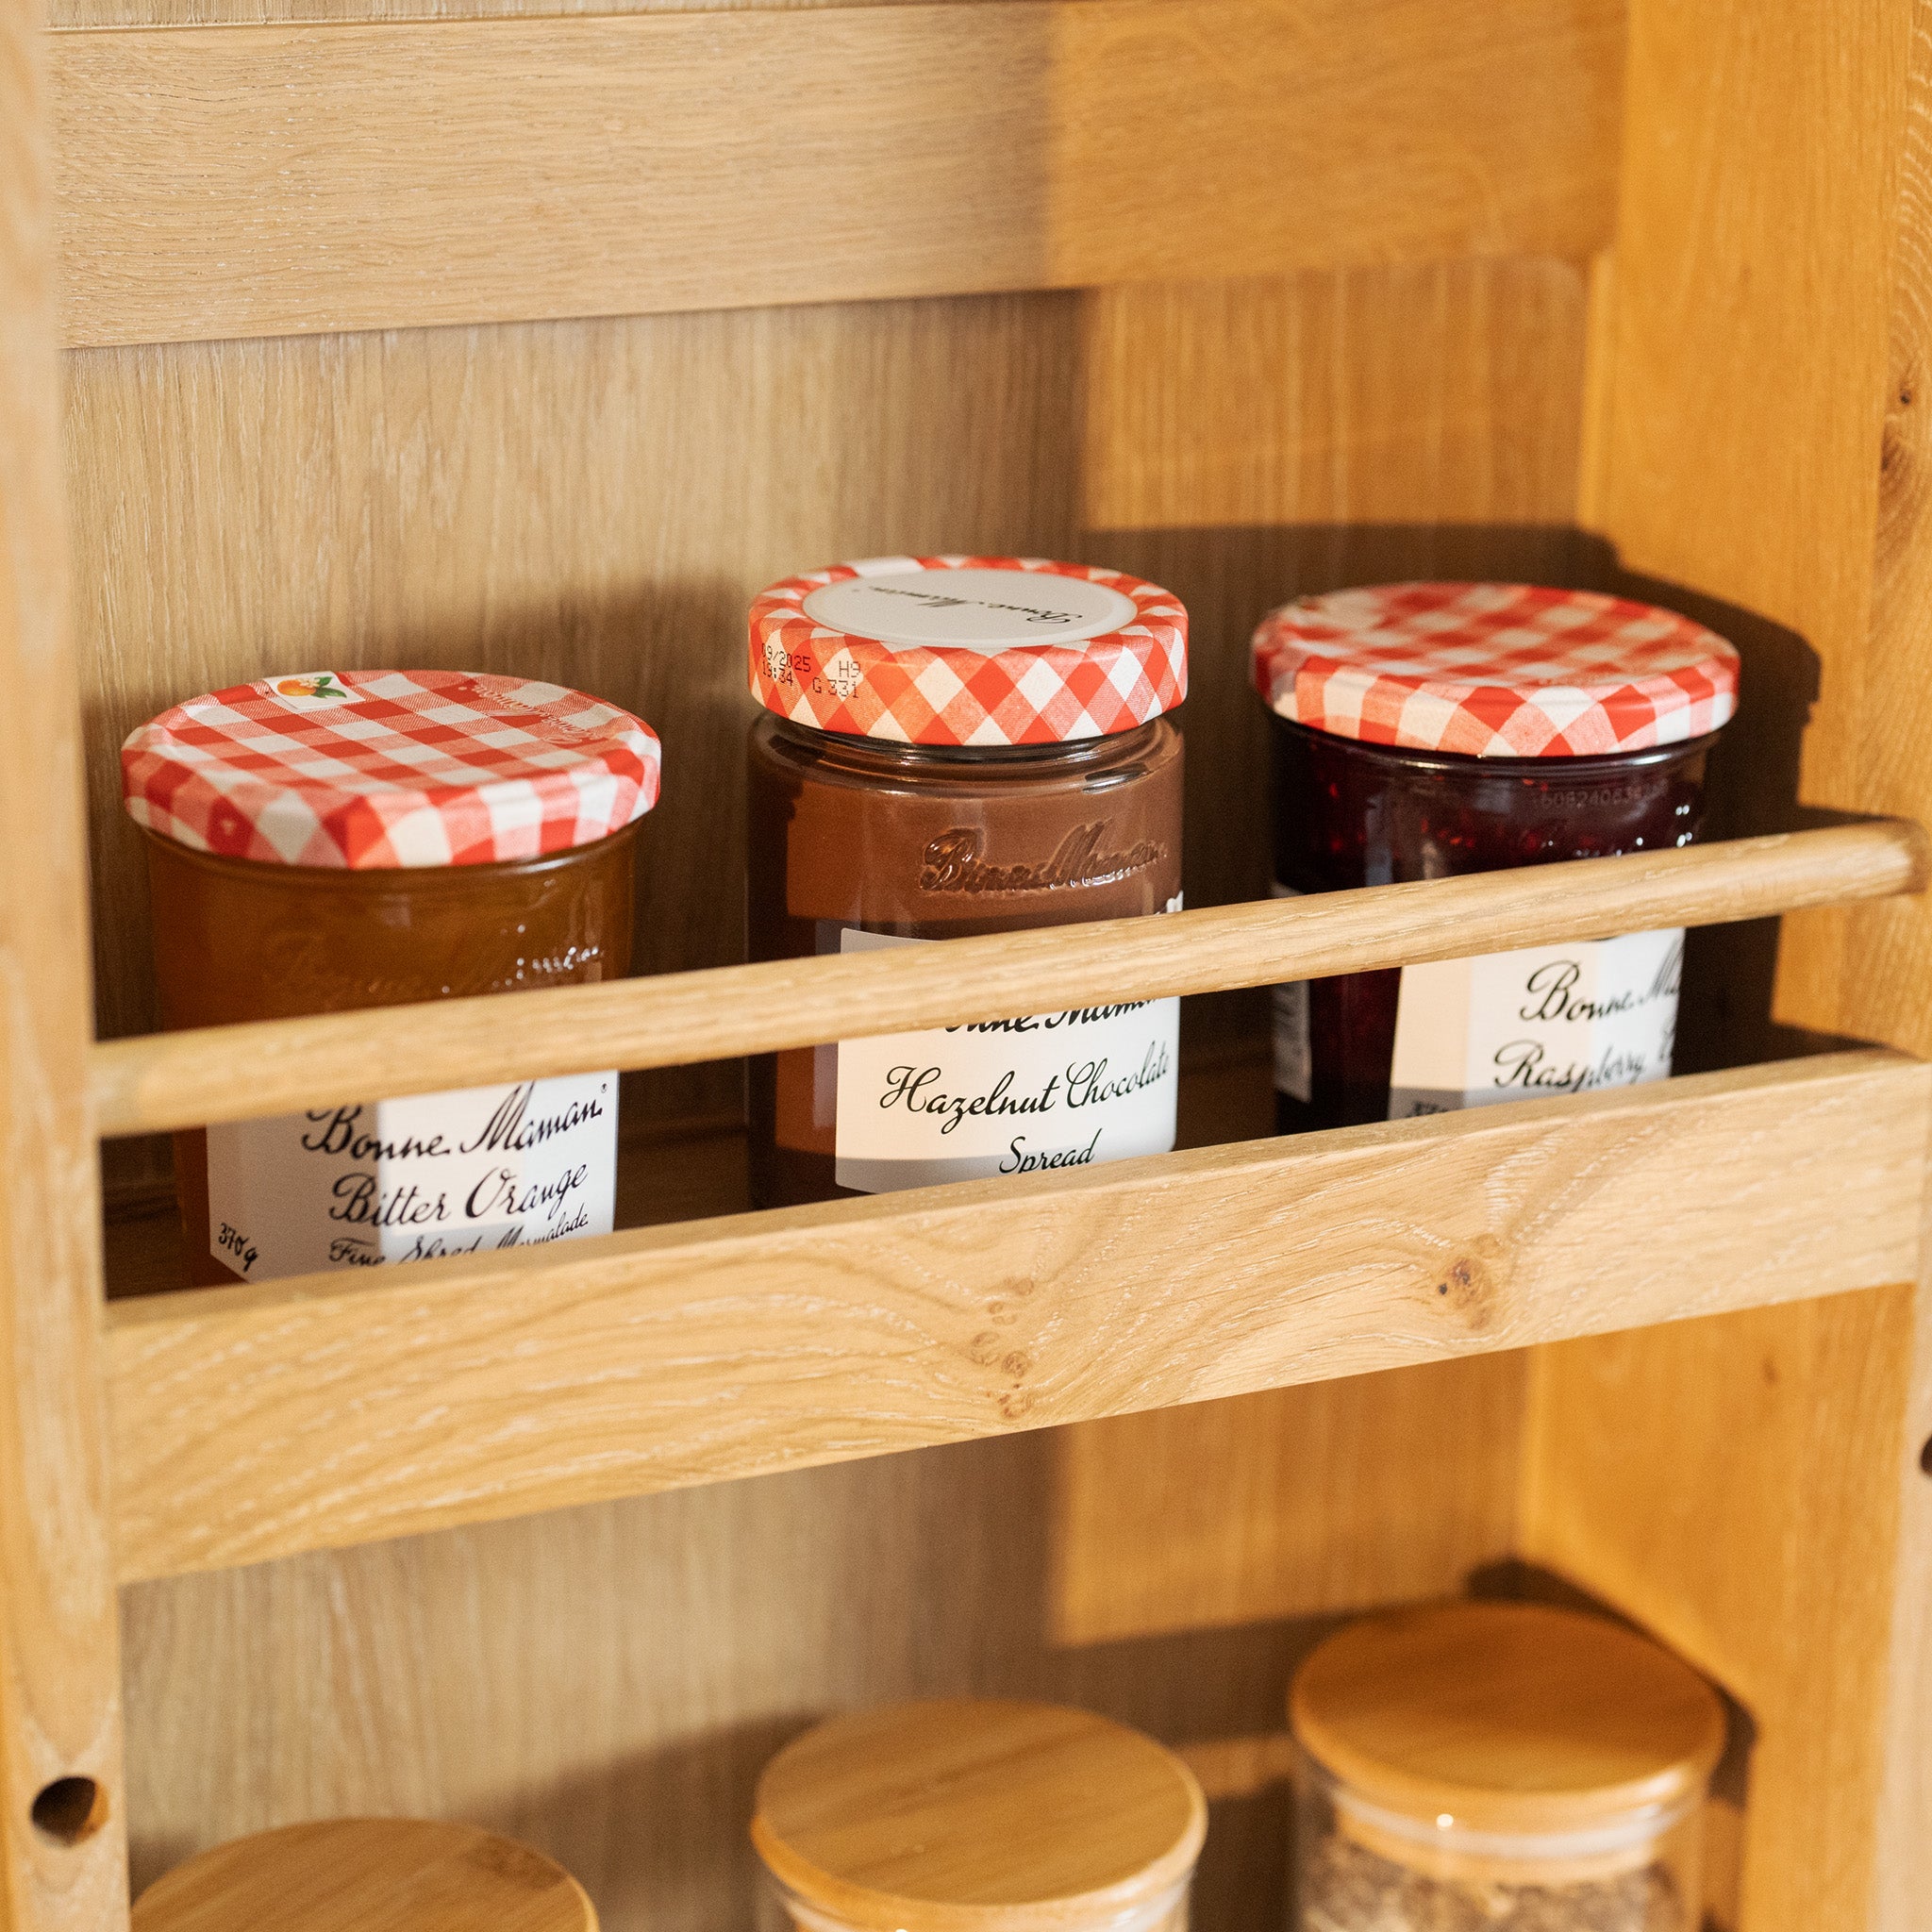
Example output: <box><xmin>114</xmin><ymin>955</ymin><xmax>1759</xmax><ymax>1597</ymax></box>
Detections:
<box><xmin>122</xmin><ymin>670</ymin><xmax>661</xmax><ymax>1285</ymax></box>
<box><xmin>1253</xmin><ymin>584</ymin><xmax>1739</xmax><ymax>1130</ymax></box>
<box><xmin>745</xmin><ymin>556</ymin><xmax>1187</xmax><ymax>1207</ymax></box>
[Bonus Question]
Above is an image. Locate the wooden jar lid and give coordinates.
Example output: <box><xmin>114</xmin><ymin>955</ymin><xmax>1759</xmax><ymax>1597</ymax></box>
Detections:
<box><xmin>751</xmin><ymin>1699</ymin><xmax>1208</xmax><ymax>1932</ymax></box>
<box><xmin>131</xmin><ymin>1820</ymin><xmax>596</xmax><ymax>1931</ymax></box>
<box><xmin>1291</xmin><ymin>1602</ymin><xmax>1726</xmax><ymax>1837</ymax></box>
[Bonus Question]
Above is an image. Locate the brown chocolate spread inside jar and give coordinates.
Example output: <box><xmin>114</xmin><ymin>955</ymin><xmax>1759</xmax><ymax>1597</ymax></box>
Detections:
<box><xmin>743</xmin><ymin>558</ymin><xmax>1188</xmax><ymax>1207</ymax></box>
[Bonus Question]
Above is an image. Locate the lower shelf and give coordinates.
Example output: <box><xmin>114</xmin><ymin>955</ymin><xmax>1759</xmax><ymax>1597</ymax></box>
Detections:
<box><xmin>103</xmin><ymin>1049</ymin><xmax>1929</xmax><ymax>1583</ymax></box>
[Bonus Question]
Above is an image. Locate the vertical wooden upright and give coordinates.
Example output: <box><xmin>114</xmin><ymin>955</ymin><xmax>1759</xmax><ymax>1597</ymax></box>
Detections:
<box><xmin>1524</xmin><ymin>6</ymin><xmax>1932</xmax><ymax>1931</ymax></box>
<box><xmin>0</xmin><ymin>0</ymin><xmax>128</xmax><ymax>1920</ymax></box>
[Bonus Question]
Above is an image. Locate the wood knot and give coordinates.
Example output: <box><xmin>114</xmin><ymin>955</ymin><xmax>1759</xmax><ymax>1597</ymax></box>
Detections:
<box><xmin>1431</xmin><ymin>1247</ymin><xmax>1500</xmax><ymax>1331</ymax></box>
<box><xmin>985</xmin><ymin>1277</ymin><xmax>1037</xmax><ymax>1326</ymax></box>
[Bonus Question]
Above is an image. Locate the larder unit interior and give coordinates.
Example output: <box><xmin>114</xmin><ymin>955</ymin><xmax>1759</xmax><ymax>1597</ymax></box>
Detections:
<box><xmin>0</xmin><ymin>4</ymin><xmax>1927</xmax><ymax>1930</ymax></box>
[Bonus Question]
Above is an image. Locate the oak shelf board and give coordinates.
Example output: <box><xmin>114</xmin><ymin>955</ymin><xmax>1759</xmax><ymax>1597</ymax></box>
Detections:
<box><xmin>104</xmin><ymin>1049</ymin><xmax>1931</xmax><ymax>1582</ymax></box>
<box><xmin>90</xmin><ymin>821</ymin><xmax>1931</xmax><ymax>1141</ymax></box>
<box><xmin>48</xmin><ymin>0</ymin><xmax>1624</xmax><ymax>347</ymax></box>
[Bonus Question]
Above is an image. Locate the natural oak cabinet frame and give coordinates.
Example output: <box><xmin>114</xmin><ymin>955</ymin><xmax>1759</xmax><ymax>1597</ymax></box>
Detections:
<box><xmin>7</xmin><ymin>0</ymin><xmax>1932</xmax><ymax>1929</ymax></box>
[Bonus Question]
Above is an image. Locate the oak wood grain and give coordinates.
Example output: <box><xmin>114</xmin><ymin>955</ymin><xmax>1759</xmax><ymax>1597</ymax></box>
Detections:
<box><xmin>132</xmin><ymin>1819</ymin><xmax>596</xmax><ymax>1930</ymax></box>
<box><xmin>1527</xmin><ymin>8</ymin><xmax>1929</xmax><ymax>1932</ymax></box>
<box><xmin>0</xmin><ymin>0</ymin><xmax>128</xmax><ymax>1916</ymax></box>
<box><xmin>1834</xmin><ymin>5</ymin><xmax>1932</xmax><ymax>1921</ymax></box>
<box><xmin>89</xmin><ymin>823</ymin><xmax>1930</xmax><ymax>1140</ymax></box>
<box><xmin>104</xmin><ymin>1052</ymin><xmax>1932</xmax><ymax>1583</ymax></box>
<box><xmin>48</xmin><ymin>0</ymin><xmax>1623</xmax><ymax>347</ymax></box>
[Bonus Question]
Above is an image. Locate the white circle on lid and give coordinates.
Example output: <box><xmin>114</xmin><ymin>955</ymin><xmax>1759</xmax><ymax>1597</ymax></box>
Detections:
<box><xmin>802</xmin><ymin>566</ymin><xmax>1139</xmax><ymax>655</ymax></box>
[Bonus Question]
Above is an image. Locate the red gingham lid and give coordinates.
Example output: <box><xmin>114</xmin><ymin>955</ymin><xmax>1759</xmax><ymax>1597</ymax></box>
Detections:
<box><xmin>749</xmin><ymin>556</ymin><xmax>1188</xmax><ymax>746</ymax></box>
<box><xmin>1252</xmin><ymin>582</ymin><xmax>1740</xmax><ymax>758</ymax></box>
<box><xmin>122</xmin><ymin>669</ymin><xmax>662</xmax><ymax>869</ymax></box>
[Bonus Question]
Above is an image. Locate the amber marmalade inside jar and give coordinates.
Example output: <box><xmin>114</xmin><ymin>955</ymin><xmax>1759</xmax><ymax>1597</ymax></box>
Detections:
<box><xmin>147</xmin><ymin>824</ymin><xmax>637</xmax><ymax>1285</ymax></box>
<box><xmin>1271</xmin><ymin>719</ymin><xmax>1714</xmax><ymax>1132</ymax></box>
<box><xmin>746</xmin><ymin>716</ymin><xmax>1183</xmax><ymax>1207</ymax></box>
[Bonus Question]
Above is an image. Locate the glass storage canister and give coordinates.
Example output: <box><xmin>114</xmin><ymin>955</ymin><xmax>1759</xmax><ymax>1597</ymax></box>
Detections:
<box><xmin>746</xmin><ymin>556</ymin><xmax>1187</xmax><ymax>1206</ymax></box>
<box><xmin>1289</xmin><ymin>1602</ymin><xmax>1726</xmax><ymax>1932</ymax></box>
<box><xmin>1252</xmin><ymin>583</ymin><xmax>1740</xmax><ymax>1130</ymax></box>
<box><xmin>122</xmin><ymin>669</ymin><xmax>661</xmax><ymax>1286</ymax></box>
<box><xmin>751</xmin><ymin>1698</ymin><xmax>1208</xmax><ymax>1932</ymax></box>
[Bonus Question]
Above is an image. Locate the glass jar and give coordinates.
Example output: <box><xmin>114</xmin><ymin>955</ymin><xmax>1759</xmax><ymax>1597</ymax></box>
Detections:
<box><xmin>751</xmin><ymin>1699</ymin><xmax>1206</xmax><ymax>1932</ymax></box>
<box><xmin>1253</xmin><ymin>584</ymin><xmax>1739</xmax><ymax>1130</ymax></box>
<box><xmin>122</xmin><ymin>669</ymin><xmax>660</xmax><ymax>1286</ymax></box>
<box><xmin>745</xmin><ymin>557</ymin><xmax>1187</xmax><ymax>1207</ymax></box>
<box><xmin>1289</xmin><ymin>1603</ymin><xmax>1726</xmax><ymax>1932</ymax></box>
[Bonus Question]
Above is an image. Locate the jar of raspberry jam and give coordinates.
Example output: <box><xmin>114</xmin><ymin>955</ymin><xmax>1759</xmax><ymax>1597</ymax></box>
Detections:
<box><xmin>745</xmin><ymin>556</ymin><xmax>1187</xmax><ymax>1207</ymax></box>
<box><xmin>122</xmin><ymin>670</ymin><xmax>661</xmax><ymax>1285</ymax></box>
<box><xmin>1253</xmin><ymin>584</ymin><xmax>1739</xmax><ymax>1130</ymax></box>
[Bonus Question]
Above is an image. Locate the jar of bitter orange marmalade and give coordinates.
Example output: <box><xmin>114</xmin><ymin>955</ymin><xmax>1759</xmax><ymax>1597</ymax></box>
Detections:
<box><xmin>1253</xmin><ymin>584</ymin><xmax>1738</xmax><ymax>1130</ymax></box>
<box><xmin>122</xmin><ymin>669</ymin><xmax>661</xmax><ymax>1285</ymax></box>
<box><xmin>745</xmin><ymin>556</ymin><xmax>1187</xmax><ymax>1207</ymax></box>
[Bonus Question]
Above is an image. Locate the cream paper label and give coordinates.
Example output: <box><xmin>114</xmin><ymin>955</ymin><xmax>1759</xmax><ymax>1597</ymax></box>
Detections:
<box><xmin>207</xmin><ymin>1074</ymin><xmax>618</xmax><ymax>1281</ymax></box>
<box><xmin>833</xmin><ymin>928</ymin><xmax>1178</xmax><ymax>1192</ymax></box>
<box><xmin>1386</xmin><ymin>928</ymin><xmax>1684</xmax><ymax>1120</ymax></box>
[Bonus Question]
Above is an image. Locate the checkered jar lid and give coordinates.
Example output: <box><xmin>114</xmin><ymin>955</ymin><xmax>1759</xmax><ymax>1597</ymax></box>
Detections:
<box><xmin>122</xmin><ymin>669</ymin><xmax>662</xmax><ymax>869</ymax></box>
<box><xmin>749</xmin><ymin>556</ymin><xmax>1188</xmax><ymax>746</ymax></box>
<box><xmin>1252</xmin><ymin>582</ymin><xmax>1740</xmax><ymax>758</ymax></box>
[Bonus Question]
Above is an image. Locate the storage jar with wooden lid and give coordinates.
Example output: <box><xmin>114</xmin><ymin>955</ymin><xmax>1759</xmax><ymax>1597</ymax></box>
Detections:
<box><xmin>122</xmin><ymin>669</ymin><xmax>661</xmax><ymax>1285</ymax></box>
<box><xmin>1289</xmin><ymin>1602</ymin><xmax>1726</xmax><ymax>1932</ymax></box>
<box><xmin>1253</xmin><ymin>583</ymin><xmax>1739</xmax><ymax>1129</ymax></box>
<box><xmin>131</xmin><ymin>1818</ymin><xmax>596</xmax><ymax>1930</ymax></box>
<box><xmin>750</xmin><ymin>1698</ymin><xmax>1208</xmax><ymax>1932</ymax></box>
<box><xmin>745</xmin><ymin>556</ymin><xmax>1187</xmax><ymax>1206</ymax></box>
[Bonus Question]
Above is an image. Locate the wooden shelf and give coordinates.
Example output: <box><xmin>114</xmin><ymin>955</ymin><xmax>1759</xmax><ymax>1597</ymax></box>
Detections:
<box><xmin>49</xmin><ymin>0</ymin><xmax>1623</xmax><ymax>347</ymax></box>
<box><xmin>104</xmin><ymin>1050</ymin><xmax>1930</xmax><ymax>1582</ymax></box>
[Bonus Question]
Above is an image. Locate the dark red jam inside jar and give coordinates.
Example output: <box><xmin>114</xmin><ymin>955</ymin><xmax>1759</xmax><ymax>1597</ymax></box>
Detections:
<box><xmin>1269</xmin><ymin>723</ymin><xmax>1718</xmax><ymax>1130</ymax></box>
<box><xmin>1253</xmin><ymin>584</ymin><xmax>1740</xmax><ymax>1132</ymax></box>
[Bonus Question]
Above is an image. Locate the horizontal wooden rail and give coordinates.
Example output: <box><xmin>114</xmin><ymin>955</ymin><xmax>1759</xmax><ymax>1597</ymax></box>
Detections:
<box><xmin>105</xmin><ymin>1051</ymin><xmax>1932</xmax><ymax>1579</ymax></box>
<box><xmin>50</xmin><ymin>0</ymin><xmax>1622</xmax><ymax>347</ymax></box>
<box><xmin>91</xmin><ymin>822</ymin><xmax>1930</xmax><ymax>1140</ymax></box>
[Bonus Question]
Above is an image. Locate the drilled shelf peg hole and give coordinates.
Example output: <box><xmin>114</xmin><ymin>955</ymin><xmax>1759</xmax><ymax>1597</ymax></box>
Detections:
<box><xmin>30</xmin><ymin>1776</ymin><xmax>106</xmax><ymax>1846</ymax></box>
<box><xmin>1920</xmin><ymin>1435</ymin><xmax>1932</xmax><ymax>1478</ymax></box>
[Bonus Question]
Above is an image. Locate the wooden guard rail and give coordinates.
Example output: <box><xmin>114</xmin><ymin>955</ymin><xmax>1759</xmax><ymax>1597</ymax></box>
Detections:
<box><xmin>92</xmin><ymin>821</ymin><xmax>1930</xmax><ymax>1139</ymax></box>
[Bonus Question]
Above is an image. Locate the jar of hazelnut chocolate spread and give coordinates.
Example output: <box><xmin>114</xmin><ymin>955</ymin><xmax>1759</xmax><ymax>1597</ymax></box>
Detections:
<box><xmin>1253</xmin><ymin>584</ymin><xmax>1738</xmax><ymax>1130</ymax></box>
<box><xmin>745</xmin><ymin>556</ymin><xmax>1187</xmax><ymax>1207</ymax></box>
